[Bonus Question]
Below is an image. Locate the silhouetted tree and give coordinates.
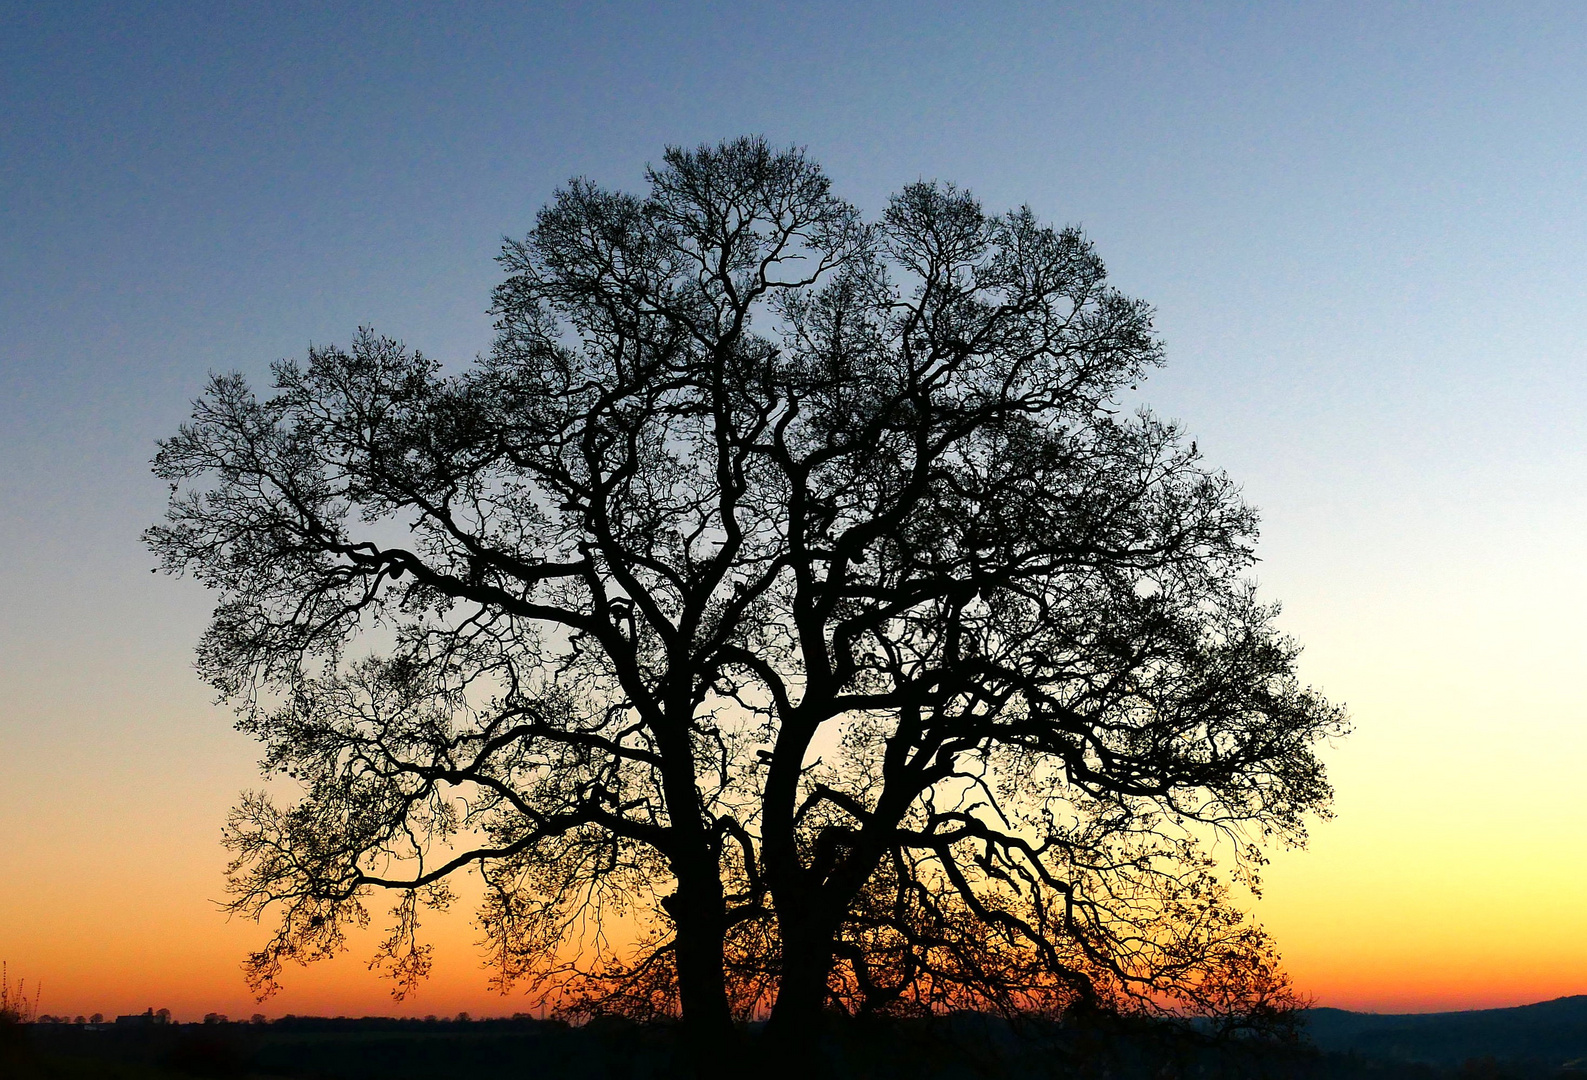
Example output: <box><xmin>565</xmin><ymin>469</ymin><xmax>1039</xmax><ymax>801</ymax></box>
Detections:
<box><xmin>147</xmin><ymin>137</ymin><xmax>1345</xmax><ymax>1077</ymax></box>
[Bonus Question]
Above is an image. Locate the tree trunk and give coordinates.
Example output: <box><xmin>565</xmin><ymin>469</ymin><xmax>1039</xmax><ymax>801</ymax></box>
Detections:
<box><xmin>652</xmin><ymin>688</ymin><xmax>738</xmax><ymax>1078</ymax></box>
<box><xmin>670</xmin><ymin>857</ymin><xmax>738</xmax><ymax>1078</ymax></box>
<box><xmin>758</xmin><ymin>912</ymin><xmax>836</xmax><ymax>1078</ymax></box>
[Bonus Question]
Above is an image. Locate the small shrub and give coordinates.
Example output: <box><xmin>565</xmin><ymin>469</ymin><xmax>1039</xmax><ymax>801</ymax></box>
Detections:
<box><xmin>0</xmin><ymin>962</ymin><xmax>40</xmax><ymax>1025</ymax></box>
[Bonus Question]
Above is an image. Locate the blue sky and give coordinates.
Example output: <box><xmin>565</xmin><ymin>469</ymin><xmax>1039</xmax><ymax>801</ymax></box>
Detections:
<box><xmin>6</xmin><ymin>2</ymin><xmax>1585</xmax><ymax>549</ymax></box>
<box><xmin>2</xmin><ymin>1</ymin><xmax>1584</xmax><ymax>1014</ymax></box>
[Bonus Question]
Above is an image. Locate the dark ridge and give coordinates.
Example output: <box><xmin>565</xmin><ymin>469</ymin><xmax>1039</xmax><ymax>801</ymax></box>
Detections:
<box><xmin>1301</xmin><ymin>996</ymin><xmax>1587</xmax><ymax>1068</ymax></box>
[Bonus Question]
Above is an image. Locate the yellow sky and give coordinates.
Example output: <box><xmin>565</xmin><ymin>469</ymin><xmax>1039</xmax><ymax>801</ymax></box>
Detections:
<box><xmin>3</xmin><ymin>509</ymin><xmax>1582</xmax><ymax>1021</ymax></box>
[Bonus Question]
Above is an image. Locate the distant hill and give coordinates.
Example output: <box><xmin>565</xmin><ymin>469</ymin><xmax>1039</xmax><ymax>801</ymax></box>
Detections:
<box><xmin>1300</xmin><ymin>996</ymin><xmax>1587</xmax><ymax>1069</ymax></box>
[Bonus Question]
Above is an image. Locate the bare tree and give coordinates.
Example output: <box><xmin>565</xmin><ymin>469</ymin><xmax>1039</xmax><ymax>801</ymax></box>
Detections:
<box><xmin>147</xmin><ymin>137</ymin><xmax>1344</xmax><ymax>1075</ymax></box>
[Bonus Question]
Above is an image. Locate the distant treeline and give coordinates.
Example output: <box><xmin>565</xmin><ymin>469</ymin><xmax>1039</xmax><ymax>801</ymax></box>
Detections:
<box><xmin>5</xmin><ymin>1004</ymin><xmax>1587</xmax><ymax>1080</ymax></box>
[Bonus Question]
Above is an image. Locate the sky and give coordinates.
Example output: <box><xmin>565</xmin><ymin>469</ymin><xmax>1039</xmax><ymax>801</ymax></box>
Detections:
<box><xmin>1</xmin><ymin>0</ymin><xmax>1584</xmax><ymax>1021</ymax></box>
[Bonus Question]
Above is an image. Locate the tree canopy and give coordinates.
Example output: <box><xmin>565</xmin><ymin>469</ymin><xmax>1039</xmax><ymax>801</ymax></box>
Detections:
<box><xmin>148</xmin><ymin>136</ymin><xmax>1344</xmax><ymax>1072</ymax></box>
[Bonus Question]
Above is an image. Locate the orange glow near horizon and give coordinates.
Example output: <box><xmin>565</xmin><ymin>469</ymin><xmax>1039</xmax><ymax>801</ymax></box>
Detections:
<box><xmin>2</xmin><ymin>501</ymin><xmax>1584</xmax><ymax>1023</ymax></box>
<box><xmin>6</xmin><ymin>860</ymin><xmax>1584</xmax><ymax>1023</ymax></box>
<box><xmin>4</xmin><ymin>668</ymin><xmax>1583</xmax><ymax>1024</ymax></box>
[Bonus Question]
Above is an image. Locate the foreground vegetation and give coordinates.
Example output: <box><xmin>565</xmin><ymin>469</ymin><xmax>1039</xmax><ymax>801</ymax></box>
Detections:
<box><xmin>5</xmin><ymin>1003</ymin><xmax>1586</xmax><ymax>1080</ymax></box>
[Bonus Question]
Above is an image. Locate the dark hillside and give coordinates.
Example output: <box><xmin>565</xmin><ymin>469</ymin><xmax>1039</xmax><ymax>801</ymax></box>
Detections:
<box><xmin>1301</xmin><ymin>996</ymin><xmax>1587</xmax><ymax>1069</ymax></box>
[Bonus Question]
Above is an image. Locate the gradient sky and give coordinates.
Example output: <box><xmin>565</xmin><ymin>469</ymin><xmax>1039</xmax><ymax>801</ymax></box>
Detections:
<box><xmin>2</xmin><ymin>0</ymin><xmax>1584</xmax><ymax>1021</ymax></box>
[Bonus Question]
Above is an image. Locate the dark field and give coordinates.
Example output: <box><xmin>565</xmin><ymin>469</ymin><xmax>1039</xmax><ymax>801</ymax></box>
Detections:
<box><xmin>4</xmin><ymin>999</ymin><xmax>1585</xmax><ymax>1080</ymax></box>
